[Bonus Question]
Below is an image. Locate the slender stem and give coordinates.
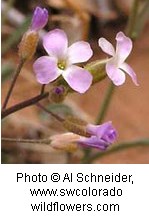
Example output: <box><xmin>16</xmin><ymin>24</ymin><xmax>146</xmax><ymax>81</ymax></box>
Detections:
<box><xmin>40</xmin><ymin>84</ymin><xmax>45</xmax><ymax>95</ymax></box>
<box><xmin>36</xmin><ymin>103</ymin><xmax>65</xmax><ymax>122</ymax></box>
<box><xmin>1</xmin><ymin>137</ymin><xmax>51</xmax><ymax>145</ymax></box>
<box><xmin>96</xmin><ymin>82</ymin><xmax>115</xmax><ymax>124</ymax></box>
<box><xmin>134</xmin><ymin>0</ymin><xmax>149</xmax><ymax>38</ymax></box>
<box><xmin>82</xmin><ymin>139</ymin><xmax>149</xmax><ymax>164</ymax></box>
<box><xmin>1</xmin><ymin>92</ymin><xmax>49</xmax><ymax>119</ymax></box>
<box><xmin>2</xmin><ymin>59</ymin><xmax>25</xmax><ymax>110</ymax></box>
<box><xmin>125</xmin><ymin>0</ymin><xmax>140</xmax><ymax>37</ymax></box>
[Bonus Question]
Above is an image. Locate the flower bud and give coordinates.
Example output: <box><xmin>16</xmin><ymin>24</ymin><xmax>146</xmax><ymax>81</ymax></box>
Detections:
<box><xmin>78</xmin><ymin>121</ymin><xmax>117</xmax><ymax>150</ymax></box>
<box><xmin>31</xmin><ymin>7</ymin><xmax>48</xmax><ymax>31</ymax></box>
<box><xmin>49</xmin><ymin>86</ymin><xmax>67</xmax><ymax>103</ymax></box>
<box><xmin>18</xmin><ymin>7</ymin><xmax>48</xmax><ymax>61</ymax></box>
<box><xmin>50</xmin><ymin>133</ymin><xmax>79</xmax><ymax>152</ymax></box>
<box><xmin>18</xmin><ymin>31</ymin><xmax>39</xmax><ymax>60</ymax></box>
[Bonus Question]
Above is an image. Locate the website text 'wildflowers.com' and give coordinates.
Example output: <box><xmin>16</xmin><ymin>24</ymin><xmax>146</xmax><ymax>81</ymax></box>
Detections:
<box><xmin>17</xmin><ymin>171</ymin><xmax>134</xmax><ymax>213</ymax></box>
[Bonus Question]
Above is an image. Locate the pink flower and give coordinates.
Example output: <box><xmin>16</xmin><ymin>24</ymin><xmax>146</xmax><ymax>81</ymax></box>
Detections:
<box><xmin>98</xmin><ymin>32</ymin><xmax>139</xmax><ymax>86</ymax></box>
<box><xmin>78</xmin><ymin>121</ymin><xmax>117</xmax><ymax>150</ymax></box>
<box><xmin>33</xmin><ymin>29</ymin><xmax>93</xmax><ymax>93</ymax></box>
<box><xmin>30</xmin><ymin>7</ymin><xmax>48</xmax><ymax>31</ymax></box>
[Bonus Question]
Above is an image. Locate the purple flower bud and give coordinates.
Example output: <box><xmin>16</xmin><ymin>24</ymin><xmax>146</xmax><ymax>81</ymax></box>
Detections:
<box><xmin>78</xmin><ymin>121</ymin><xmax>117</xmax><ymax>150</ymax></box>
<box><xmin>54</xmin><ymin>86</ymin><xmax>65</xmax><ymax>95</ymax></box>
<box><xmin>31</xmin><ymin>7</ymin><xmax>48</xmax><ymax>31</ymax></box>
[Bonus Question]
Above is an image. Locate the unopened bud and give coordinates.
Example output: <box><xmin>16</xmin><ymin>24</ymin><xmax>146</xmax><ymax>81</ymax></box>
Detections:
<box><xmin>18</xmin><ymin>31</ymin><xmax>39</xmax><ymax>60</ymax></box>
<box><xmin>49</xmin><ymin>85</ymin><xmax>67</xmax><ymax>103</ymax></box>
<box><xmin>50</xmin><ymin>133</ymin><xmax>80</xmax><ymax>152</ymax></box>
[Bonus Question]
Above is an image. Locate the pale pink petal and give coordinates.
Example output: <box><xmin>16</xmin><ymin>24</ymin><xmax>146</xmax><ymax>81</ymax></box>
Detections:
<box><xmin>62</xmin><ymin>66</ymin><xmax>93</xmax><ymax>93</ymax></box>
<box><xmin>33</xmin><ymin>56</ymin><xmax>60</xmax><ymax>84</ymax></box>
<box><xmin>120</xmin><ymin>63</ymin><xmax>139</xmax><ymax>86</ymax></box>
<box><xmin>43</xmin><ymin>29</ymin><xmax>68</xmax><ymax>58</ymax></box>
<box><xmin>116</xmin><ymin>32</ymin><xmax>132</xmax><ymax>65</ymax></box>
<box><xmin>106</xmin><ymin>61</ymin><xmax>126</xmax><ymax>86</ymax></box>
<box><xmin>68</xmin><ymin>41</ymin><xmax>93</xmax><ymax>64</ymax></box>
<box><xmin>98</xmin><ymin>37</ymin><xmax>115</xmax><ymax>56</ymax></box>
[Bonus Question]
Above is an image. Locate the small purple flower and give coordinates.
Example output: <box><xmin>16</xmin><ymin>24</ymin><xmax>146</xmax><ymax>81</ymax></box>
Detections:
<box><xmin>33</xmin><ymin>29</ymin><xmax>93</xmax><ymax>93</ymax></box>
<box><xmin>78</xmin><ymin>121</ymin><xmax>117</xmax><ymax>150</ymax></box>
<box><xmin>31</xmin><ymin>7</ymin><xmax>48</xmax><ymax>31</ymax></box>
<box><xmin>98</xmin><ymin>32</ymin><xmax>139</xmax><ymax>86</ymax></box>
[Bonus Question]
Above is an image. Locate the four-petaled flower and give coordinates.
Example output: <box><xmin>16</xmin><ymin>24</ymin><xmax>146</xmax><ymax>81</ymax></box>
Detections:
<box><xmin>31</xmin><ymin>7</ymin><xmax>48</xmax><ymax>31</ymax></box>
<box><xmin>33</xmin><ymin>29</ymin><xmax>93</xmax><ymax>93</ymax></box>
<box><xmin>78</xmin><ymin>121</ymin><xmax>117</xmax><ymax>150</ymax></box>
<box><xmin>98</xmin><ymin>32</ymin><xmax>139</xmax><ymax>86</ymax></box>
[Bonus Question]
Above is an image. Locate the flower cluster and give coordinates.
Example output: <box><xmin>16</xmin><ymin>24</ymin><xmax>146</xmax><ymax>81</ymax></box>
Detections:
<box><xmin>29</xmin><ymin>7</ymin><xmax>138</xmax><ymax>151</ymax></box>
<box><xmin>33</xmin><ymin>28</ymin><xmax>138</xmax><ymax>92</ymax></box>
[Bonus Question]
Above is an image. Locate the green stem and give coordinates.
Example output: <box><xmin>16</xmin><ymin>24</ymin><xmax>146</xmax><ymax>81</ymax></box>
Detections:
<box><xmin>82</xmin><ymin>139</ymin><xmax>149</xmax><ymax>164</ymax></box>
<box><xmin>2</xmin><ymin>59</ymin><xmax>25</xmax><ymax>110</ymax></box>
<box><xmin>36</xmin><ymin>103</ymin><xmax>65</xmax><ymax>122</ymax></box>
<box><xmin>134</xmin><ymin>0</ymin><xmax>149</xmax><ymax>38</ymax></box>
<box><xmin>96</xmin><ymin>82</ymin><xmax>115</xmax><ymax>124</ymax></box>
<box><xmin>125</xmin><ymin>0</ymin><xmax>140</xmax><ymax>37</ymax></box>
<box><xmin>1</xmin><ymin>92</ymin><xmax>49</xmax><ymax>119</ymax></box>
<box><xmin>1</xmin><ymin>137</ymin><xmax>51</xmax><ymax>145</ymax></box>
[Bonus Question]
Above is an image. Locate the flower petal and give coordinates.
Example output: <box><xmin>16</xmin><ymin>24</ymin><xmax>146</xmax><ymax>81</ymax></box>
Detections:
<box><xmin>33</xmin><ymin>56</ymin><xmax>60</xmax><ymax>84</ymax></box>
<box><xmin>87</xmin><ymin>121</ymin><xmax>112</xmax><ymax>138</ymax></box>
<box><xmin>68</xmin><ymin>41</ymin><xmax>93</xmax><ymax>64</ymax></box>
<box><xmin>116</xmin><ymin>32</ymin><xmax>132</xmax><ymax>65</ymax></box>
<box><xmin>98</xmin><ymin>37</ymin><xmax>115</xmax><ymax>56</ymax></box>
<box><xmin>43</xmin><ymin>29</ymin><xmax>68</xmax><ymax>58</ymax></box>
<box><xmin>62</xmin><ymin>65</ymin><xmax>92</xmax><ymax>93</ymax></box>
<box><xmin>78</xmin><ymin>136</ymin><xmax>108</xmax><ymax>150</ymax></box>
<box><xmin>106</xmin><ymin>60</ymin><xmax>126</xmax><ymax>85</ymax></box>
<box><xmin>120</xmin><ymin>62</ymin><xmax>139</xmax><ymax>86</ymax></box>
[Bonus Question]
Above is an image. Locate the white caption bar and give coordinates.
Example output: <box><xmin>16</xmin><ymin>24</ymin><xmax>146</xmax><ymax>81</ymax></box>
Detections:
<box><xmin>0</xmin><ymin>164</ymin><xmax>149</xmax><ymax>222</ymax></box>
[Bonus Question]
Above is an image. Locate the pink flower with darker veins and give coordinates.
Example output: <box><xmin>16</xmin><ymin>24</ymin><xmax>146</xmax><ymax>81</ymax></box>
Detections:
<box><xmin>33</xmin><ymin>29</ymin><xmax>93</xmax><ymax>93</ymax></box>
<box><xmin>98</xmin><ymin>32</ymin><xmax>139</xmax><ymax>86</ymax></box>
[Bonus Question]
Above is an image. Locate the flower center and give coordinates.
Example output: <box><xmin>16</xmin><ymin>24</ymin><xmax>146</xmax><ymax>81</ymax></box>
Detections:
<box><xmin>57</xmin><ymin>60</ymin><xmax>66</xmax><ymax>70</ymax></box>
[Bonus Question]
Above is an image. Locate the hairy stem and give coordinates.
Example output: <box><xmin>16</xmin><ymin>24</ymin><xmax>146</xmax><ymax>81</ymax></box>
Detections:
<box><xmin>2</xmin><ymin>59</ymin><xmax>25</xmax><ymax>110</ymax></box>
<box><xmin>1</xmin><ymin>137</ymin><xmax>51</xmax><ymax>145</ymax></box>
<box><xmin>1</xmin><ymin>92</ymin><xmax>49</xmax><ymax>119</ymax></box>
